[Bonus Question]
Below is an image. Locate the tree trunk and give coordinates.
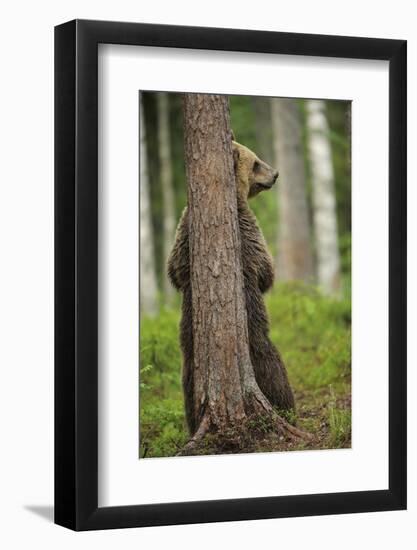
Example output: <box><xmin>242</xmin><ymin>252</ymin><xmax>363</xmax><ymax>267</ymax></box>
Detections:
<box><xmin>306</xmin><ymin>100</ymin><xmax>341</xmax><ymax>295</ymax></box>
<box><xmin>271</xmin><ymin>98</ymin><xmax>314</xmax><ymax>282</ymax></box>
<box><xmin>157</xmin><ymin>92</ymin><xmax>176</xmax><ymax>304</ymax></box>
<box><xmin>182</xmin><ymin>94</ymin><xmax>308</xmax><ymax>451</ymax></box>
<box><xmin>140</xmin><ymin>97</ymin><xmax>158</xmax><ymax>317</ymax></box>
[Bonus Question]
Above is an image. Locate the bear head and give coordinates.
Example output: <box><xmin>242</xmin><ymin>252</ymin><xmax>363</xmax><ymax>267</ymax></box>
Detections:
<box><xmin>232</xmin><ymin>140</ymin><xmax>278</xmax><ymax>200</ymax></box>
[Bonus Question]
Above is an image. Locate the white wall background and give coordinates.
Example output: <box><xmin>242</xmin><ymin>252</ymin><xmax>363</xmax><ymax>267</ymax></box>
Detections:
<box><xmin>0</xmin><ymin>1</ymin><xmax>414</xmax><ymax>548</ymax></box>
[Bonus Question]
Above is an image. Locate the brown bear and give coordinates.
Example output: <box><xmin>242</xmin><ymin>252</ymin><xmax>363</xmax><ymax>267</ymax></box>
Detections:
<box><xmin>168</xmin><ymin>139</ymin><xmax>295</xmax><ymax>435</ymax></box>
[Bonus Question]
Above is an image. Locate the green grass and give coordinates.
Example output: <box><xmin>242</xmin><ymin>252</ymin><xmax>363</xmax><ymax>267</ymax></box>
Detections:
<box><xmin>327</xmin><ymin>386</ymin><xmax>352</xmax><ymax>447</ymax></box>
<box><xmin>139</xmin><ymin>282</ymin><xmax>351</xmax><ymax>457</ymax></box>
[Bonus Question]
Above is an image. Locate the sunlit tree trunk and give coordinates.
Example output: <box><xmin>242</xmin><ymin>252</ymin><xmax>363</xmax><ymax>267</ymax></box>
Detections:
<box><xmin>140</xmin><ymin>97</ymin><xmax>158</xmax><ymax>317</ymax></box>
<box><xmin>181</xmin><ymin>94</ymin><xmax>305</xmax><ymax>452</ymax></box>
<box><xmin>157</xmin><ymin>92</ymin><xmax>176</xmax><ymax>304</ymax></box>
<box><xmin>271</xmin><ymin>98</ymin><xmax>314</xmax><ymax>282</ymax></box>
<box><xmin>306</xmin><ymin>100</ymin><xmax>341</xmax><ymax>295</ymax></box>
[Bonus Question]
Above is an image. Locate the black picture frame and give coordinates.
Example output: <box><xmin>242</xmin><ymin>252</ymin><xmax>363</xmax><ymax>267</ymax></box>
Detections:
<box><xmin>55</xmin><ymin>19</ymin><xmax>407</xmax><ymax>531</ymax></box>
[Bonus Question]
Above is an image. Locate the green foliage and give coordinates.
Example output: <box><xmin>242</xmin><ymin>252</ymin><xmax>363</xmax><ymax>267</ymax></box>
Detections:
<box><xmin>139</xmin><ymin>364</ymin><xmax>153</xmax><ymax>391</ymax></box>
<box><xmin>229</xmin><ymin>95</ymin><xmax>257</xmax><ymax>151</ymax></box>
<box><xmin>326</xmin><ymin>99</ymin><xmax>352</xmax><ymax>237</ymax></box>
<box><xmin>140</xmin><ymin>307</ymin><xmax>182</xmax><ymax>396</ymax></box>
<box><xmin>267</xmin><ymin>282</ymin><xmax>351</xmax><ymax>391</ymax></box>
<box><xmin>246</xmin><ymin>414</ymin><xmax>277</xmax><ymax>434</ymax></box>
<box><xmin>327</xmin><ymin>386</ymin><xmax>352</xmax><ymax>447</ymax></box>
<box><xmin>273</xmin><ymin>407</ymin><xmax>298</xmax><ymax>426</ymax></box>
<box><xmin>139</xmin><ymin>307</ymin><xmax>186</xmax><ymax>457</ymax></box>
<box><xmin>339</xmin><ymin>233</ymin><xmax>352</xmax><ymax>276</ymax></box>
<box><xmin>140</xmin><ymin>399</ymin><xmax>187</xmax><ymax>458</ymax></box>
<box><xmin>140</xmin><ymin>283</ymin><xmax>351</xmax><ymax>457</ymax></box>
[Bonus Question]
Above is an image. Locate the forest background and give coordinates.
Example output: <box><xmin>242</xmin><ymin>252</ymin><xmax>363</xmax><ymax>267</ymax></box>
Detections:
<box><xmin>139</xmin><ymin>93</ymin><xmax>351</xmax><ymax>458</ymax></box>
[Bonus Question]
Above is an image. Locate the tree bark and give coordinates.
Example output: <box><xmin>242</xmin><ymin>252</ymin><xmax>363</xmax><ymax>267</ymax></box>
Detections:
<box><xmin>140</xmin><ymin>97</ymin><xmax>158</xmax><ymax>317</ymax></box>
<box><xmin>271</xmin><ymin>98</ymin><xmax>314</xmax><ymax>283</ymax></box>
<box><xmin>306</xmin><ymin>100</ymin><xmax>341</xmax><ymax>295</ymax></box>
<box><xmin>182</xmin><ymin>94</ymin><xmax>308</xmax><ymax>451</ymax></box>
<box><xmin>157</xmin><ymin>92</ymin><xmax>176</xmax><ymax>304</ymax></box>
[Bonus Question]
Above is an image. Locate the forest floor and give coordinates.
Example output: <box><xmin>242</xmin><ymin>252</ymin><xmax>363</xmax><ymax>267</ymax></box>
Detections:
<box><xmin>139</xmin><ymin>282</ymin><xmax>351</xmax><ymax>458</ymax></box>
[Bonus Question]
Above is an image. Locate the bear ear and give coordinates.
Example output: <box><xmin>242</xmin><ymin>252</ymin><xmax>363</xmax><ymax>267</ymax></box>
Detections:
<box><xmin>231</xmin><ymin>129</ymin><xmax>235</xmax><ymax>141</ymax></box>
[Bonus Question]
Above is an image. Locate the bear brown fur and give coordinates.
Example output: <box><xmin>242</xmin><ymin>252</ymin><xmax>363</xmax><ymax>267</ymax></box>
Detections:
<box><xmin>167</xmin><ymin>140</ymin><xmax>295</xmax><ymax>435</ymax></box>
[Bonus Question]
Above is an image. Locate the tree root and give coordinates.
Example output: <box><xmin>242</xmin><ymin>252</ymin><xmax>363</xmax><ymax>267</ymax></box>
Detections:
<box><xmin>177</xmin><ymin>416</ymin><xmax>211</xmax><ymax>456</ymax></box>
<box><xmin>177</xmin><ymin>408</ymin><xmax>313</xmax><ymax>457</ymax></box>
<box><xmin>274</xmin><ymin>414</ymin><xmax>313</xmax><ymax>441</ymax></box>
<box><xmin>244</xmin><ymin>385</ymin><xmax>313</xmax><ymax>441</ymax></box>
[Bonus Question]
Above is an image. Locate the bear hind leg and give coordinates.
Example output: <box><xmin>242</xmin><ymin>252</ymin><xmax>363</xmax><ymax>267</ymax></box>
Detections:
<box><xmin>251</xmin><ymin>341</ymin><xmax>295</xmax><ymax>413</ymax></box>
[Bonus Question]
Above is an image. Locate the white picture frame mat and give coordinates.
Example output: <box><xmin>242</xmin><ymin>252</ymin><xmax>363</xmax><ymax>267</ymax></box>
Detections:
<box><xmin>98</xmin><ymin>44</ymin><xmax>389</xmax><ymax>507</ymax></box>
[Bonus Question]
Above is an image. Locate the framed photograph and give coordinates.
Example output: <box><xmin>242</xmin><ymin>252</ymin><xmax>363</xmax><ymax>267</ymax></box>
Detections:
<box><xmin>55</xmin><ymin>19</ymin><xmax>406</xmax><ymax>530</ymax></box>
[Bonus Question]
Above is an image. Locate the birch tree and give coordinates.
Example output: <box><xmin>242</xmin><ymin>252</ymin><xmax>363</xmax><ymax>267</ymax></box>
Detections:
<box><xmin>271</xmin><ymin>98</ymin><xmax>314</xmax><ymax>282</ymax></box>
<box><xmin>157</xmin><ymin>92</ymin><xmax>176</xmax><ymax>304</ymax></box>
<box><xmin>306</xmin><ymin>99</ymin><xmax>341</xmax><ymax>295</ymax></box>
<box><xmin>140</xmin><ymin>97</ymin><xmax>158</xmax><ymax>317</ymax></box>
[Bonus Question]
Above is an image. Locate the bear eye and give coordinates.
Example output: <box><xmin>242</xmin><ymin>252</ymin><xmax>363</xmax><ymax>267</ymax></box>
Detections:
<box><xmin>253</xmin><ymin>160</ymin><xmax>260</xmax><ymax>172</ymax></box>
